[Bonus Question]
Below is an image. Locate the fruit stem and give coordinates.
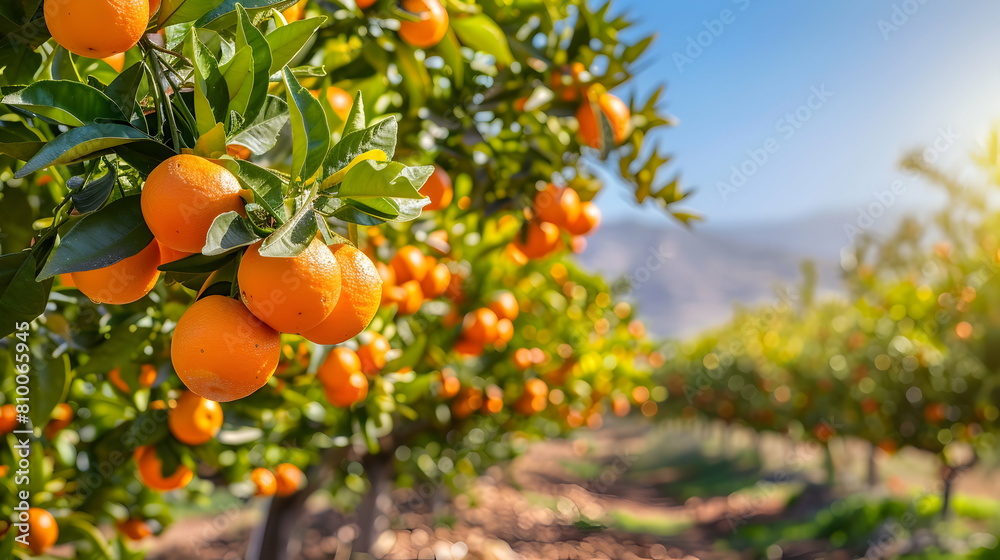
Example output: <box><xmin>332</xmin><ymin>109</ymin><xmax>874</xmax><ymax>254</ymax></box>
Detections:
<box><xmin>348</xmin><ymin>223</ymin><xmax>359</xmax><ymax>247</ymax></box>
<box><xmin>143</xmin><ymin>37</ymin><xmax>192</xmax><ymax>67</ymax></box>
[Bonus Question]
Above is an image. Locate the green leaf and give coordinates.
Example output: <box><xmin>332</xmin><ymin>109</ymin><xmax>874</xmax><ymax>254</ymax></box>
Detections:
<box><xmin>37</xmin><ymin>196</ymin><xmax>154</xmax><ymax>280</ymax></box>
<box><xmin>234</xmin><ymin>5</ymin><xmax>273</xmax><ymax>121</ymax></box>
<box><xmin>193</xmin><ymin>122</ymin><xmax>227</xmax><ymax>157</ymax></box>
<box><xmin>437</xmin><ymin>29</ymin><xmax>465</xmax><ymax>88</ymax></box>
<box><xmin>158</xmin><ymin>0</ymin><xmax>225</xmax><ymax>27</ymax></box>
<box><xmin>51</xmin><ymin>46</ymin><xmax>81</xmax><ymax>82</ymax></box>
<box><xmin>105</xmin><ymin>61</ymin><xmax>146</xmax><ymax>116</ymax></box>
<box><xmin>265</xmin><ymin>16</ymin><xmax>325</xmax><ymax>75</ymax></box>
<box><xmin>114</xmin><ymin>139</ymin><xmax>175</xmax><ymax>177</ymax></box>
<box><xmin>340</xmin><ymin>160</ymin><xmax>427</xmax><ymax>200</ymax></box>
<box><xmin>0</xmin><ymin>119</ymin><xmax>44</xmax><ymax>161</ymax></box>
<box><xmin>451</xmin><ymin>14</ymin><xmax>514</xmax><ymax>65</ymax></box>
<box><xmin>187</xmin><ymin>32</ymin><xmax>230</xmax><ymax>136</ymax></box>
<box><xmin>58</xmin><ymin>517</ymin><xmax>115</xmax><ymax>559</ymax></box>
<box><xmin>203</xmin><ymin>211</ymin><xmax>260</xmax><ymax>255</ymax></box>
<box><xmin>228</xmin><ymin>94</ymin><xmax>288</xmax><ymax>154</ymax></box>
<box><xmin>282</xmin><ymin>67</ymin><xmax>329</xmax><ymax>183</ymax></box>
<box><xmin>27</xmin><ymin>349</ymin><xmax>69</xmax><ymax>429</ymax></box>
<box><xmin>196</xmin><ymin>0</ymin><xmax>299</xmax><ymax>29</ymax></box>
<box><xmin>220</xmin><ymin>46</ymin><xmax>253</xmax><ymax>105</ymax></box>
<box><xmin>216</xmin><ymin>159</ymin><xmax>286</xmax><ymax>222</ymax></box>
<box><xmin>342</xmin><ymin>91</ymin><xmax>365</xmax><ymax>136</ymax></box>
<box><xmin>0</xmin><ymin>252</ymin><xmax>50</xmax><ymax>337</ymax></box>
<box><xmin>76</xmin><ymin>320</ymin><xmax>155</xmax><ymax>376</ymax></box>
<box><xmin>2</xmin><ymin>80</ymin><xmax>125</xmax><ymax>125</ymax></box>
<box><xmin>322</xmin><ymin>116</ymin><xmax>396</xmax><ymax>178</ymax></box>
<box><xmin>258</xmin><ymin>204</ymin><xmax>317</xmax><ymax>257</ymax></box>
<box><xmin>14</xmin><ymin>123</ymin><xmax>155</xmax><ymax>178</ymax></box>
<box><xmin>70</xmin><ymin>163</ymin><xmax>117</xmax><ymax>214</ymax></box>
<box><xmin>394</xmin><ymin>42</ymin><xmax>428</xmax><ymax>115</ymax></box>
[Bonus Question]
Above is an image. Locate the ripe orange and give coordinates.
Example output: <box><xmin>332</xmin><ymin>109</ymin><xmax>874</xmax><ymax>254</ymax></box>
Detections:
<box><xmin>315</xmin><ymin>347</ymin><xmax>360</xmax><ymax>385</ymax></box>
<box><xmin>149</xmin><ymin>0</ymin><xmax>161</xmax><ymax>14</ymax></box>
<box><xmin>71</xmin><ymin>240</ymin><xmax>160</xmax><ymax>304</ymax></box>
<box><xmin>420</xmin><ymin>261</ymin><xmax>451</xmax><ymax>299</ymax></box>
<box><xmin>59</xmin><ymin>273</ymin><xmax>76</xmax><ymax>287</ymax></box>
<box><xmin>612</xmin><ymin>394</ymin><xmax>630</xmax><ymax>418</ymax></box>
<box><xmin>109</xmin><ymin>365</ymin><xmax>157</xmax><ymax>393</ymax></box>
<box><xmin>226</xmin><ymin>144</ymin><xmax>252</xmax><ymax>160</ymax></box>
<box><xmin>0</xmin><ymin>404</ymin><xmax>17</xmax><ymax>435</ymax></box>
<box><xmin>102</xmin><ymin>53</ymin><xmax>125</xmax><ymax>72</ymax></box>
<box><xmin>488</xmin><ymin>291</ymin><xmax>519</xmax><ymax>321</ymax></box>
<box><xmin>357</xmin><ymin>333</ymin><xmax>391</xmax><ymax>375</ymax></box>
<box><xmin>481</xmin><ymin>385</ymin><xmax>504</xmax><ymax>415</ymax></box>
<box><xmin>302</xmin><ymin>244</ymin><xmax>382</xmax><ymax>345</ymax></box>
<box><xmin>158</xmin><ymin>240</ymin><xmax>194</xmax><ymax>265</ymax></box>
<box><xmin>495</xmin><ymin>318</ymin><xmax>513</xmax><ymax>345</ymax></box>
<box><xmin>171</xmin><ymin>295</ymin><xmax>281</xmax><ymax>402</ymax></box>
<box><xmin>45</xmin><ymin>0</ymin><xmax>148</xmax><ymax>59</ymax></box>
<box><xmin>238</xmin><ymin>238</ymin><xmax>342</xmax><ymax>333</ymax></box>
<box><xmin>513</xmin><ymin>348</ymin><xmax>533</xmax><ymax>371</ymax></box>
<box><xmin>357</xmin><ymin>0</ymin><xmax>376</xmax><ymax>7</ymax></box>
<box><xmin>169</xmin><ymin>390</ymin><xmax>223</xmax><ymax>446</ymax></box>
<box><xmin>462</xmin><ymin>308</ymin><xmax>499</xmax><ymax>345</ymax></box>
<box><xmin>325</xmin><ymin>87</ymin><xmax>353</xmax><ymax>121</ymax></box>
<box><xmin>376</xmin><ymin>261</ymin><xmax>397</xmax><ymax>304</ymax></box>
<box><xmin>117</xmin><ymin>518</ymin><xmax>152</xmax><ymax>540</ymax></box>
<box><xmin>274</xmin><ymin>463</ymin><xmax>304</xmax><ymax>497</ymax></box>
<box><xmin>577</xmin><ymin>90</ymin><xmax>631</xmax><ymax>149</ymax></box>
<box><xmin>142</xmin><ymin>154</ymin><xmax>245</xmax><ymax>253</ymax></box>
<box><xmin>534</xmin><ymin>184</ymin><xmax>580</xmax><ymax>229</ymax></box>
<box><xmin>17</xmin><ymin>508</ymin><xmax>58</xmax><ymax>555</ymax></box>
<box><xmin>451</xmin><ymin>388</ymin><xmax>482</xmax><ymax>419</ymax></box>
<box><xmin>439</xmin><ymin>371</ymin><xmax>460</xmax><ymax>398</ymax></box>
<box><xmin>398</xmin><ymin>0</ymin><xmax>449</xmax><ymax>48</ymax></box>
<box><xmin>421</xmin><ymin>166</ymin><xmax>453</xmax><ymax>211</ymax></box>
<box><xmin>251</xmin><ymin>467</ymin><xmax>277</xmax><ymax>496</ymax></box>
<box><xmin>392</xmin><ymin>279</ymin><xmax>424</xmax><ymax>315</ymax></box>
<box><xmin>134</xmin><ymin>445</ymin><xmax>193</xmax><ymax>491</ymax></box>
<box><xmin>516</xmin><ymin>379</ymin><xmax>548</xmax><ymax>415</ymax></box>
<box><xmin>391</xmin><ymin>245</ymin><xmax>429</xmax><ymax>283</ymax></box>
<box><xmin>44</xmin><ymin>403</ymin><xmax>73</xmax><ymax>439</ymax></box>
<box><xmin>282</xmin><ymin>0</ymin><xmax>306</xmax><ymax>21</ymax></box>
<box><xmin>565</xmin><ymin>201</ymin><xmax>601</xmax><ymax>236</ymax></box>
<box><xmin>453</xmin><ymin>337</ymin><xmax>483</xmax><ymax>357</ymax></box>
<box><xmin>322</xmin><ymin>368</ymin><xmax>368</xmax><ymax>407</ymax></box>
<box><xmin>513</xmin><ymin>221</ymin><xmax>560</xmax><ymax>259</ymax></box>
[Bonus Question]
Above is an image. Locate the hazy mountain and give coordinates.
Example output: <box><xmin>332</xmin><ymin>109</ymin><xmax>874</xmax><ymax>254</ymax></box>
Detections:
<box><xmin>577</xmin><ymin>211</ymin><xmax>893</xmax><ymax>337</ymax></box>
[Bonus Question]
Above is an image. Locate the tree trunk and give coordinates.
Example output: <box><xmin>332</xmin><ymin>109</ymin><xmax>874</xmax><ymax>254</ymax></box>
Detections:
<box><xmin>354</xmin><ymin>452</ymin><xmax>394</xmax><ymax>555</ymax></box>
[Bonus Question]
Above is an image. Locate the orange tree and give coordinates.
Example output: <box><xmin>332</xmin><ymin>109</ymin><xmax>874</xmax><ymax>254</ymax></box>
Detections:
<box><xmin>0</xmin><ymin>0</ymin><xmax>685</xmax><ymax>557</ymax></box>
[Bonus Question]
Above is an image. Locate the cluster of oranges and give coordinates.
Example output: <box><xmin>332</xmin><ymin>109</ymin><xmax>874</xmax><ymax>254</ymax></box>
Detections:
<box><xmin>251</xmin><ymin>463</ymin><xmax>305</xmax><ymax>497</ymax></box>
<box><xmin>451</xmin><ymin>291</ymin><xmax>519</xmax><ymax>357</ymax></box>
<box><xmin>287</xmin><ymin>0</ymin><xmax>449</xmax><ymax>49</ymax></box>
<box><xmin>45</xmin><ymin>0</ymin><xmax>160</xmax><ymax>59</ymax></box>
<box><xmin>509</xmin><ymin>184</ymin><xmax>602</xmax><ymax>261</ymax></box>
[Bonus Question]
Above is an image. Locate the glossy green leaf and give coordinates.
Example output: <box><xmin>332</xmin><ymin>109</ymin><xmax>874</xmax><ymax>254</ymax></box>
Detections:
<box><xmin>265</xmin><ymin>16</ymin><xmax>325</xmax><ymax>74</ymax></box>
<box><xmin>234</xmin><ymin>5</ymin><xmax>273</xmax><ymax>121</ymax></box>
<box><xmin>342</xmin><ymin>91</ymin><xmax>365</xmax><ymax>136</ymax></box>
<box><xmin>217</xmin><ymin>158</ymin><xmax>286</xmax><ymax>222</ymax></box>
<box><xmin>203</xmin><ymin>211</ymin><xmax>260</xmax><ymax>255</ymax></box>
<box><xmin>340</xmin><ymin>160</ymin><xmax>428</xmax><ymax>200</ymax></box>
<box><xmin>158</xmin><ymin>0</ymin><xmax>225</xmax><ymax>27</ymax></box>
<box><xmin>37</xmin><ymin>196</ymin><xmax>154</xmax><ymax>280</ymax></box>
<box><xmin>282</xmin><ymin>67</ymin><xmax>329</xmax><ymax>183</ymax></box>
<box><xmin>187</xmin><ymin>32</ymin><xmax>229</xmax><ymax>136</ymax></box>
<box><xmin>258</xmin><ymin>204</ymin><xmax>317</xmax><ymax>257</ymax></box>
<box><xmin>14</xmin><ymin>123</ymin><xmax>155</xmax><ymax>178</ymax></box>
<box><xmin>451</xmin><ymin>14</ymin><xmax>514</xmax><ymax>65</ymax></box>
<box><xmin>228</xmin><ymin>94</ymin><xmax>288</xmax><ymax>154</ymax></box>
<box><xmin>70</xmin><ymin>163</ymin><xmax>117</xmax><ymax>214</ymax></box>
<box><xmin>322</xmin><ymin>116</ymin><xmax>396</xmax><ymax>178</ymax></box>
<box><xmin>2</xmin><ymin>80</ymin><xmax>125</xmax><ymax>125</ymax></box>
<box><xmin>0</xmin><ymin>251</ymin><xmax>50</xmax><ymax>338</ymax></box>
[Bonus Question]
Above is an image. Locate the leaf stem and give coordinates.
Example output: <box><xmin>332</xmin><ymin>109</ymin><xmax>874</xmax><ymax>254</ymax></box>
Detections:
<box><xmin>146</xmin><ymin>46</ymin><xmax>185</xmax><ymax>153</ymax></box>
<box><xmin>348</xmin><ymin>223</ymin><xmax>359</xmax><ymax>247</ymax></box>
<box><xmin>142</xmin><ymin>36</ymin><xmax>192</xmax><ymax>66</ymax></box>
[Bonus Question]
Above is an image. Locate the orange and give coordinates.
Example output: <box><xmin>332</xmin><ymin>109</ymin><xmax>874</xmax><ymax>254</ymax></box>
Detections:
<box><xmin>0</xmin><ymin>404</ymin><xmax>17</xmax><ymax>435</ymax></box>
<box><xmin>376</xmin><ymin>261</ymin><xmax>397</xmax><ymax>304</ymax></box>
<box><xmin>227</xmin><ymin>144</ymin><xmax>252</xmax><ymax>160</ymax></box>
<box><xmin>421</xmin><ymin>166</ymin><xmax>453</xmax><ymax>211</ymax></box>
<box><xmin>451</xmin><ymin>388</ymin><xmax>482</xmax><ymax>419</ymax></box>
<box><xmin>251</xmin><ymin>467</ymin><xmax>277</xmax><ymax>496</ymax></box>
<box><xmin>169</xmin><ymin>390</ymin><xmax>223</xmax><ymax>446</ymax></box>
<box><xmin>71</xmin><ymin>240</ymin><xmax>160</xmax><ymax>304</ymax></box>
<box><xmin>158</xmin><ymin>240</ymin><xmax>194</xmax><ymax>265</ymax></box>
<box><xmin>494</xmin><ymin>318</ymin><xmax>513</xmax><ymax>345</ymax></box>
<box><xmin>117</xmin><ymin>518</ymin><xmax>152</xmax><ymax>540</ymax></box>
<box><xmin>282</xmin><ymin>0</ymin><xmax>307</xmax><ymax>21</ymax></box>
<box><xmin>488</xmin><ymin>291</ymin><xmax>519</xmax><ymax>322</ymax></box>
<box><xmin>274</xmin><ymin>463</ymin><xmax>304</xmax><ymax>497</ymax></box>
<box><xmin>45</xmin><ymin>0</ymin><xmax>148</xmax><ymax>59</ymax></box>
<box><xmin>171</xmin><ymin>295</ymin><xmax>281</xmax><ymax>402</ymax></box>
<box><xmin>238</xmin><ymin>238</ymin><xmax>342</xmax><ymax>333</ymax></box>
<box><xmin>420</xmin><ymin>261</ymin><xmax>451</xmax><ymax>299</ymax></box>
<box><xmin>109</xmin><ymin>365</ymin><xmax>156</xmax><ymax>393</ymax></box>
<box><xmin>59</xmin><ymin>273</ymin><xmax>76</xmax><ymax>287</ymax></box>
<box><xmin>534</xmin><ymin>184</ymin><xmax>580</xmax><ymax>229</ymax></box>
<box><xmin>398</xmin><ymin>0</ymin><xmax>449</xmax><ymax>49</ymax></box>
<box><xmin>103</xmin><ymin>53</ymin><xmax>125</xmax><ymax>72</ymax></box>
<box><xmin>17</xmin><ymin>508</ymin><xmax>58</xmax><ymax>555</ymax></box>
<box><xmin>357</xmin><ymin>333</ymin><xmax>391</xmax><ymax>375</ymax></box>
<box><xmin>565</xmin><ymin>201</ymin><xmax>601</xmax><ymax>236</ymax></box>
<box><xmin>570</xmin><ymin>236</ymin><xmax>587</xmax><ymax>254</ymax></box>
<box><xmin>516</xmin><ymin>379</ymin><xmax>548</xmax><ymax>415</ymax></box>
<box><xmin>612</xmin><ymin>394</ymin><xmax>630</xmax><ymax>418</ymax></box>
<box><xmin>513</xmin><ymin>348</ymin><xmax>533</xmax><ymax>371</ymax></box>
<box><xmin>325</xmin><ymin>87</ymin><xmax>353</xmax><ymax>121</ymax></box>
<box><xmin>577</xmin><ymin>90</ymin><xmax>631</xmax><ymax>149</ymax></box>
<box><xmin>481</xmin><ymin>385</ymin><xmax>503</xmax><ymax>415</ymax></box>
<box><xmin>512</xmin><ymin>221</ymin><xmax>560</xmax><ymax>259</ymax></box>
<box><xmin>453</xmin><ymin>337</ymin><xmax>483</xmax><ymax>357</ymax></box>
<box><xmin>505</xmin><ymin>243</ymin><xmax>529</xmax><ymax>265</ymax></box>
<box><xmin>149</xmin><ymin>0</ymin><xmax>161</xmax><ymax>14</ymax></box>
<box><xmin>357</xmin><ymin>0</ymin><xmax>376</xmax><ymax>7</ymax></box>
<box><xmin>462</xmin><ymin>308</ymin><xmax>499</xmax><ymax>345</ymax></box>
<box><xmin>302</xmin><ymin>244</ymin><xmax>381</xmax><ymax>345</ymax></box>
<box><xmin>391</xmin><ymin>245</ymin><xmax>429</xmax><ymax>283</ymax></box>
<box><xmin>44</xmin><ymin>403</ymin><xmax>73</xmax><ymax>439</ymax></box>
<box><xmin>392</xmin><ymin>279</ymin><xmax>424</xmax><ymax>315</ymax></box>
<box><xmin>322</xmin><ymin>369</ymin><xmax>368</xmax><ymax>407</ymax></box>
<box><xmin>439</xmin><ymin>371</ymin><xmax>460</xmax><ymax>398</ymax></box>
<box><xmin>134</xmin><ymin>445</ymin><xmax>193</xmax><ymax>491</ymax></box>
<box><xmin>142</xmin><ymin>154</ymin><xmax>245</xmax><ymax>253</ymax></box>
<box><xmin>315</xmin><ymin>347</ymin><xmax>360</xmax><ymax>385</ymax></box>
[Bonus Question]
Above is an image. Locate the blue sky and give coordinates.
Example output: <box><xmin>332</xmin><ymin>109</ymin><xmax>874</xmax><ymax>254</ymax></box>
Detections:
<box><xmin>596</xmin><ymin>0</ymin><xmax>1000</xmax><ymax>227</ymax></box>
